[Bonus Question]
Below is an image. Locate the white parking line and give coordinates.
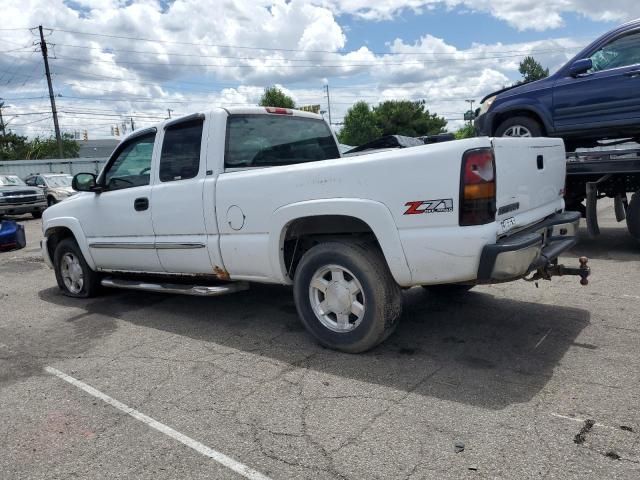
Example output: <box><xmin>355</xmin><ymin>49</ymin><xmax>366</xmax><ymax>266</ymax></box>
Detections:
<box><xmin>45</xmin><ymin>366</ymin><xmax>272</xmax><ymax>480</ymax></box>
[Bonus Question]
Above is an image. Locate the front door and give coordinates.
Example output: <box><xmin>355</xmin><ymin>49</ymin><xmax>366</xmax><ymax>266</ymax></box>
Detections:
<box><xmin>150</xmin><ymin>115</ymin><xmax>213</xmax><ymax>274</ymax></box>
<box><xmin>81</xmin><ymin>130</ymin><xmax>163</xmax><ymax>272</ymax></box>
<box><xmin>553</xmin><ymin>30</ymin><xmax>640</xmax><ymax>133</ymax></box>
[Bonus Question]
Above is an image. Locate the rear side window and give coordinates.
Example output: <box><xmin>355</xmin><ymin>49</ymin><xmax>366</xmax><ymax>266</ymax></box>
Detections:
<box><xmin>160</xmin><ymin>119</ymin><xmax>204</xmax><ymax>182</ymax></box>
<box><xmin>225</xmin><ymin>115</ymin><xmax>339</xmax><ymax>168</ymax></box>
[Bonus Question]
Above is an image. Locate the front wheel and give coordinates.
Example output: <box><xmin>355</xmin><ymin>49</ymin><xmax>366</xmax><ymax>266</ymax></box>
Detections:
<box><xmin>31</xmin><ymin>211</ymin><xmax>43</xmax><ymax>219</ymax></box>
<box><xmin>495</xmin><ymin>116</ymin><xmax>543</xmax><ymax>138</ymax></box>
<box><xmin>293</xmin><ymin>241</ymin><xmax>402</xmax><ymax>353</ymax></box>
<box><xmin>53</xmin><ymin>238</ymin><xmax>101</xmax><ymax>298</ymax></box>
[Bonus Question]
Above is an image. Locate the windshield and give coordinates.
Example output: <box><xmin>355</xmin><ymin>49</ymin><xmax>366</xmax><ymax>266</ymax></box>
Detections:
<box><xmin>44</xmin><ymin>175</ymin><xmax>73</xmax><ymax>187</ymax></box>
<box><xmin>0</xmin><ymin>175</ymin><xmax>26</xmax><ymax>186</ymax></box>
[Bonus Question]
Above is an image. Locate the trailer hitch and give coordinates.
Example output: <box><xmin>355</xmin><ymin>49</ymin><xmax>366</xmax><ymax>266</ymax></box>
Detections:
<box><xmin>525</xmin><ymin>256</ymin><xmax>590</xmax><ymax>286</ymax></box>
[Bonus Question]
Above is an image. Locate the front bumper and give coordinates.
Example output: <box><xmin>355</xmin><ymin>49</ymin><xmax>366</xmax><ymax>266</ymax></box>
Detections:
<box><xmin>0</xmin><ymin>200</ymin><xmax>47</xmax><ymax>216</ymax></box>
<box><xmin>477</xmin><ymin>211</ymin><xmax>583</xmax><ymax>283</ymax></box>
<box><xmin>474</xmin><ymin>112</ymin><xmax>493</xmax><ymax>136</ymax></box>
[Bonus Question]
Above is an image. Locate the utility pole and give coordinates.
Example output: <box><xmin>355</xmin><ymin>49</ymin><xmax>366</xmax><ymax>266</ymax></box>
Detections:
<box><xmin>465</xmin><ymin>99</ymin><xmax>475</xmax><ymax>127</ymax></box>
<box><xmin>0</xmin><ymin>101</ymin><xmax>5</xmax><ymax>137</ymax></box>
<box><xmin>130</xmin><ymin>116</ymin><xmax>135</xmax><ymax>132</ymax></box>
<box><xmin>38</xmin><ymin>25</ymin><xmax>63</xmax><ymax>158</ymax></box>
<box><xmin>324</xmin><ymin>84</ymin><xmax>332</xmax><ymax>125</ymax></box>
<box><xmin>167</xmin><ymin>108</ymin><xmax>173</xmax><ymax>119</ymax></box>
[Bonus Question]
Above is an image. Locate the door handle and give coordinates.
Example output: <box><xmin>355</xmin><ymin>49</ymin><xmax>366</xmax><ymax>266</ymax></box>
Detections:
<box><xmin>623</xmin><ymin>69</ymin><xmax>640</xmax><ymax>78</ymax></box>
<box><xmin>134</xmin><ymin>197</ymin><xmax>149</xmax><ymax>211</ymax></box>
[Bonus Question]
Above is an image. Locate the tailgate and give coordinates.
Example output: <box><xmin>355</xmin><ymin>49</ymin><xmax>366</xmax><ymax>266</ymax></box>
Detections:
<box><xmin>492</xmin><ymin>137</ymin><xmax>566</xmax><ymax>232</ymax></box>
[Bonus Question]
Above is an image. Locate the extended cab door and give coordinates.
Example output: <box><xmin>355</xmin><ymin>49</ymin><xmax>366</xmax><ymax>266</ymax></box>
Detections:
<box><xmin>81</xmin><ymin>129</ymin><xmax>162</xmax><ymax>272</ymax></box>
<box><xmin>553</xmin><ymin>29</ymin><xmax>640</xmax><ymax>133</ymax></box>
<box><xmin>150</xmin><ymin>114</ymin><xmax>213</xmax><ymax>274</ymax></box>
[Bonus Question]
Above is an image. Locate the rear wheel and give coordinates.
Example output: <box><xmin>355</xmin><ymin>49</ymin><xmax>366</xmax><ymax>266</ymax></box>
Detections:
<box><xmin>47</xmin><ymin>196</ymin><xmax>57</xmax><ymax>207</ymax></box>
<box><xmin>422</xmin><ymin>284</ymin><xmax>474</xmax><ymax>295</ymax></box>
<box><xmin>627</xmin><ymin>191</ymin><xmax>640</xmax><ymax>242</ymax></box>
<box><xmin>293</xmin><ymin>241</ymin><xmax>402</xmax><ymax>353</ymax></box>
<box><xmin>53</xmin><ymin>238</ymin><xmax>101</xmax><ymax>298</ymax></box>
<box><xmin>31</xmin><ymin>211</ymin><xmax>42</xmax><ymax>219</ymax></box>
<box><xmin>495</xmin><ymin>116</ymin><xmax>543</xmax><ymax>138</ymax></box>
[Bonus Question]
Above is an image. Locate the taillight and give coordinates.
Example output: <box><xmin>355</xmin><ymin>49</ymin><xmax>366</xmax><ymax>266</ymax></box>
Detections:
<box><xmin>459</xmin><ymin>148</ymin><xmax>496</xmax><ymax>226</ymax></box>
<box><xmin>265</xmin><ymin>107</ymin><xmax>293</xmax><ymax>115</ymax></box>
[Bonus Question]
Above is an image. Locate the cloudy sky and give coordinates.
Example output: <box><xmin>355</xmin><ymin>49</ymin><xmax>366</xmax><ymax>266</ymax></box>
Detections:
<box><xmin>1</xmin><ymin>0</ymin><xmax>639</xmax><ymax>140</ymax></box>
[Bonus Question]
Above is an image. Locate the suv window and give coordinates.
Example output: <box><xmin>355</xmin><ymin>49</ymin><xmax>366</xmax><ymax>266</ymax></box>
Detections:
<box><xmin>103</xmin><ymin>132</ymin><xmax>156</xmax><ymax>190</ymax></box>
<box><xmin>159</xmin><ymin>119</ymin><xmax>203</xmax><ymax>182</ymax></box>
<box><xmin>225</xmin><ymin>115</ymin><xmax>339</xmax><ymax>168</ymax></box>
<box><xmin>590</xmin><ymin>31</ymin><xmax>640</xmax><ymax>73</ymax></box>
<box><xmin>36</xmin><ymin>176</ymin><xmax>46</xmax><ymax>187</ymax></box>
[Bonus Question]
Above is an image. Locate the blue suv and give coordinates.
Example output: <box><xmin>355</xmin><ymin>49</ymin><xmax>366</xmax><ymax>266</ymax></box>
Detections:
<box><xmin>475</xmin><ymin>19</ymin><xmax>640</xmax><ymax>150</ymax></box>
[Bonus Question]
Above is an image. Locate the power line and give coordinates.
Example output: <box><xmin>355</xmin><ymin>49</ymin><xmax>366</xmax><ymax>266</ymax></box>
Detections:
<box><xmin>50</xmin><ymin>27</ymin><xmax>583</xmax><ymax>57</ymax></box>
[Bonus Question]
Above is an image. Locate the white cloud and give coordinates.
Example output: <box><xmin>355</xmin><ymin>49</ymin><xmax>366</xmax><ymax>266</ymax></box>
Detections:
<box><xmin>0</xmin><ymin>0</ymin><xmax>619</xmax><ymax>138</ymax></box>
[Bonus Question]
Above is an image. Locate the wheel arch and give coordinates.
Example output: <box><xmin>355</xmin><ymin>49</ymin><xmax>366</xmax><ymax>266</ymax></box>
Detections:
<box><xmin>44</xmin><ymin>218</ymin><xmax>96</xmax><ymax>270</ymax></box>
<box><xmin>269</xmin><ymin>199</ymin><xmax>412</xmax><ymax>286</ymax></box>
<box><xmin>491</xmin><ymin>105</ymin><xmax>551</xmax><ymax>136</ymax></box>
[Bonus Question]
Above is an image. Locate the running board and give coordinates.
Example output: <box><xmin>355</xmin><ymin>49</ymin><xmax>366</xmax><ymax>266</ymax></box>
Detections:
<box><xmin>101</xmin><ymin>277</ymin><xmax>249</xmax><ymax>296</ymax></box>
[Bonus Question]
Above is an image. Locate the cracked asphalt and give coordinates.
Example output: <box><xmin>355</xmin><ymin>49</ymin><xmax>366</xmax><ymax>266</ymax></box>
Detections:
<box><xmin>1</xmin><ymin>201</ymin><xmax>639</xmax><ymax>479</ymax></box>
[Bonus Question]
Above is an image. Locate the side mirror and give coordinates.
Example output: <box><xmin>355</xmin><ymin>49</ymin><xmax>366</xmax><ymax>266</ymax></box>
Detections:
<box><xmin>569</xmin><ymin>58</ymin><xmax>593</xmax><ymax>77</ymax></box>
<box><xmin>72</xmin><ymin>173</ymin><xmax>99</xmax><ymax>192</ymax></box>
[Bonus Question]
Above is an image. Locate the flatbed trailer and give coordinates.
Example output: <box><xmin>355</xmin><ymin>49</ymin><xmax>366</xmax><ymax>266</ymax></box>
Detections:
<box><xmin>565</xmin><ymin>148</ymin><xmax>640</xmax><ymax>240</ymax></box>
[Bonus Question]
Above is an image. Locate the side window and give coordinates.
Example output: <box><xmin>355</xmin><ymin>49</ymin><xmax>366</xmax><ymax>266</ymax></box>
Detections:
<box><xmin>225</xmin><ymin>115</ymin><xmax>339</xmax><ymax>168</ymax></box>
<box><xmin>159</xmin><ymin>119</ymin><xmax>203</xmax><ymax>182</ymax></box>
<box><xmin>25</xmin><ymin>177</ymin><xmax>36</xmax><ymax>186</ymax></box>
<box><xmin>103</xmin><ymin>132</ymin><xmax>156</xmax><ymax>191</ymax></box>
<box><xmin>590</xmin><ymin>31</ymin><xmax>640</xmax><ymax>73</ymax></box>
<box><xmin>36</xmin><ymin>176</ymin><xmax>46</xmax><ymax>187</ymax></box>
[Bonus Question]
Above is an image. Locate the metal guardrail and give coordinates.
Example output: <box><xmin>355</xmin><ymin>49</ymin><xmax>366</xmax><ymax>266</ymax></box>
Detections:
<box><xmin>0</xmin><ymin>157</ymin><xmax>108</xmax><ymax>178</ymax></box>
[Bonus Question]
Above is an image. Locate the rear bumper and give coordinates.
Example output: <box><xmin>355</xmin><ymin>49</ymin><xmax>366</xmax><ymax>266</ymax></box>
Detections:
<box><xmin>477</xmin><ymin>211</ymin><xmax>580</xmax><ymax>283</ymax></box>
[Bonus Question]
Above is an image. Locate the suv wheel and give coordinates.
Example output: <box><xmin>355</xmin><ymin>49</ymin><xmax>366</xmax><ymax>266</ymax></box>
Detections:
<box><xmin>47</xmin><ymin>196</ymin><xmax>57</xmax><ymax>207</ymax></box>
<box><xmin>293</xmin><ymin>241</ymin><xmax>402</xmax><ymax>353</ymax></box>
<box><xmin>495</xmin><ymin>116</ymin><xmax>543</xmax><ymax>138</ymax></box>
<box><xmin>53</xmin><ymin>238</ymin><xmax>101</xmax><ymax>298</ymax></box>
<box><xmin>627</xmin><ymin>191</ymin><xmax>640</xmax><ymax>242</ymax></box>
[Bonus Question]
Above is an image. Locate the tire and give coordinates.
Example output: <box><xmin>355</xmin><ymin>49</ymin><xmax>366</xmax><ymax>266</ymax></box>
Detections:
<box><xmin>47</xmin><ymin>196</ymin><xmax>57</xmax><ymax>207</ymax></box>
<box><xmin>53</xmin><ymin>238</ymin><xmax>101</xmax><ymax>298</ymax></box>
<box><xmin>293</xmin><ymin>241</ymin><xmax>402</xmax><ymax>353</ymax></box>
<box><xmin>422</xmin><ymin>284</ymin><xmax>474</xmax><ymax>295</ymax></box>
<box><xmin>31</xmin><ymin>211</ymin><xmax>42</xmax><ymax>219</ymax></box>
<box><xmin>627</xmin><ymin>191</ymin><xmax>640</xmax><ymax>242</ymax></box>
<box><xmin>495</xmin><ymin>116</ymin><xmax>543</xmax><ymax>138</ymax></box>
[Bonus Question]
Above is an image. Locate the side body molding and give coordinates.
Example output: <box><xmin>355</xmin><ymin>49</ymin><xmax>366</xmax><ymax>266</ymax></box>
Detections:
<box><xmin>269</xmin><ymin>198</ymin><xmax>412</xmax><ymax>286</ymax></box>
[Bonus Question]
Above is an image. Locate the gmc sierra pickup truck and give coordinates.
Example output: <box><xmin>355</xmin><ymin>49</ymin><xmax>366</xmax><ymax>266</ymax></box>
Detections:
<box><xmin>41</xmin><ymin>107</ymin><xmax>589</xmax><ymax>352</ymax></box>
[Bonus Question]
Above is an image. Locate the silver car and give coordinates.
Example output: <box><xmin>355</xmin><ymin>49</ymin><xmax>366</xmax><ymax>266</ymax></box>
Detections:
<box><xmin>24</xmin><ymin>173</ymin><xmax>77</xmax><ymax>206</ymax></box>
<box><xmin>0</xmin><ymin>174</ymin><xmax>47</xmax><ymax>219</ymax></box>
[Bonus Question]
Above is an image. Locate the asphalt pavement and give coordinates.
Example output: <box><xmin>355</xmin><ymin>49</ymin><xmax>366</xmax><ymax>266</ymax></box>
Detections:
<box><xmin>1</xmin><ymin>202</ymin><xmax>639</xmax><ymax>479</ymax></box>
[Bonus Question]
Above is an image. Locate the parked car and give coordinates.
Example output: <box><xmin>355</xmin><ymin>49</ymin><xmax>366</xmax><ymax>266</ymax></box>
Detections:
<box><xmin>0</xmin><ymin>174</ymin><xmax>47</xmax><ymax>219</ymax></box>
<box><xmin>42</xmin><ymin>107</ymin><xmax>589</xmax><ymax>353</ymax></box>
<box><xmin>475</xmin><ymin>19</ymin><xmax>640</xmax><ymax>150</ymax></box>
<box><xmin>24</xmin><ymin>173</ymin><xmax>76</xmax><ymax>206</ymax></box>
<box><xmin>0</xmin><ymin>220</ymin><xmax>26</xmax><ymax>251</ymax></box>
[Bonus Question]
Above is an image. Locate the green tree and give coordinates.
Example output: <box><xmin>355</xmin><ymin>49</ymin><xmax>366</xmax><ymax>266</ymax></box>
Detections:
<box><xmin>373</xmin><ymin>100</ymin><xmax>447</xmax><ymax>138</ymax></box>
<box><xmin>455</xmin><ymin>124</ymin><xmax>476</xmax><ymax>139</ymax></box>
<box><xmin>0</xmin><ymin>132</ymin><xmax>79</xmax><ymax>160</ymax></box>
<box><xmin>0</xmin><ymin>132</ymin><xmax>29</xmax><ymax>160</ymax></box>
<box><xmin>259</xmin><ymin>86</ymin><xmax>295</xmax><ymax>108</ymax></box>
<box><xmin>338</xmin><ymin>101</ymin><xmax>381</xmax><ymax>146</ymax></box>
<box><xmin>518</xmin><ymin>56</ymin><xmax>549</xmax><ymax>83</ymax></box>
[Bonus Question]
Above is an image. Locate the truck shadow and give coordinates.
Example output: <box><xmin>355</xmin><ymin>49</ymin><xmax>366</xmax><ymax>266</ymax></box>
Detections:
<box><xmin>39</xmin><ymin>283</ymin><xmax>589</xmax><ymax>410</ymax></box>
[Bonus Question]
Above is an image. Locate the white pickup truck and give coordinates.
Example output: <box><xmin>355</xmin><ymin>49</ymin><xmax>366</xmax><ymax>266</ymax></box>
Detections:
<box><xmin>41</xmin><ymin>107</ymin><xmax>589</xmax><ymax>352</ymax></box>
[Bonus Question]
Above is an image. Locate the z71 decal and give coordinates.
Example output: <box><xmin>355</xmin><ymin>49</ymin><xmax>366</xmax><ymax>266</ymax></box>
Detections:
<box><xmin>404</xmin><ymin>198</ymin><xmax>454</xmax><ymax>215</ymax></box>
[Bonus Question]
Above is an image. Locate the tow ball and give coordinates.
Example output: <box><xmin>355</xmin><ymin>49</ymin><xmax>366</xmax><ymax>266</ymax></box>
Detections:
<box><xmin>526</xmin><ymin>256</ymin><xmax>591</xmax><ymax>286</ymax></box>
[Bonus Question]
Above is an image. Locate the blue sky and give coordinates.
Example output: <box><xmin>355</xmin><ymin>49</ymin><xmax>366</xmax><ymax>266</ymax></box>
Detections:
<box><xmin>2</xmin><ymin>0</ymin><xmax>638</xmax><ymax>138</ymax></box>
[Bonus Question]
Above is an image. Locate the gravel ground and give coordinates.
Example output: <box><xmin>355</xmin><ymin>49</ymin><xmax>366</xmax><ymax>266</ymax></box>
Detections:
<box><xmin>1</xmin><ymin>202</ymin><xmax>638</xmax><ymax>479</ymax></box>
